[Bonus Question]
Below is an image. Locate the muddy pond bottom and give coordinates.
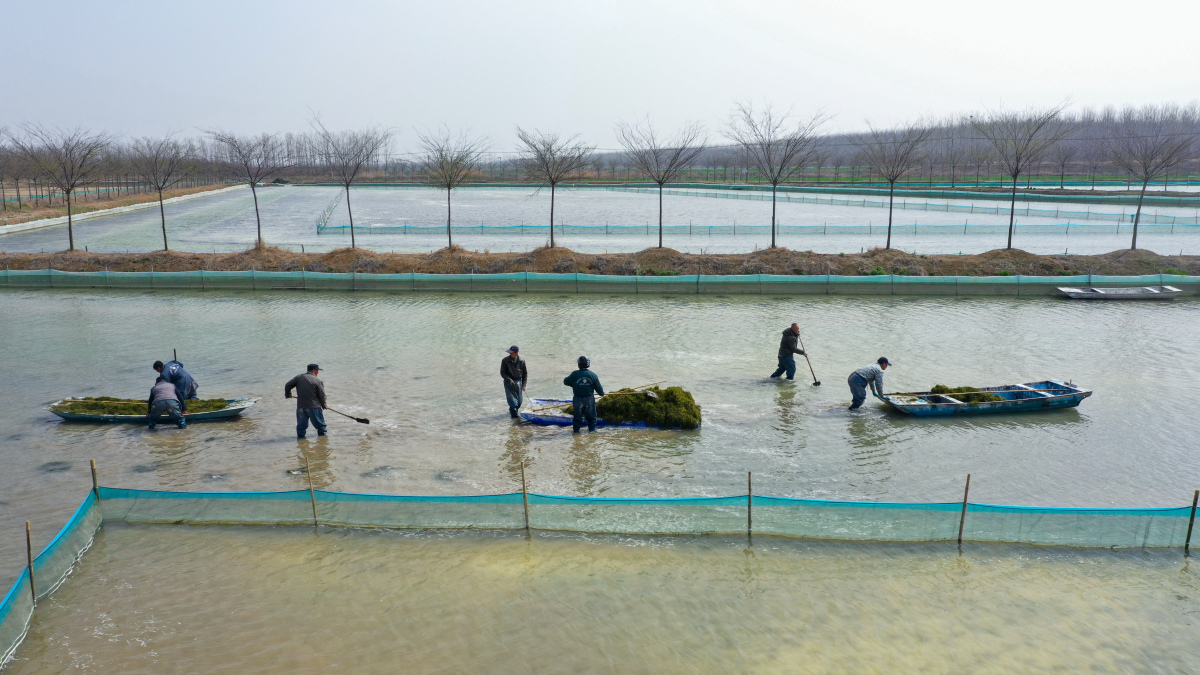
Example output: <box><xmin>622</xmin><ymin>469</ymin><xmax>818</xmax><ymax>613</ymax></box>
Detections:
<box><xmin>9</xmin><ymin>523</ymin><xmax>1198</xmax><ymax>673</ymax></box>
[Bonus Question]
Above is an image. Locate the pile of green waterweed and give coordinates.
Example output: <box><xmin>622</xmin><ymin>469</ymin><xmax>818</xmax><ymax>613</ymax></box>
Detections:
<box><xmin>929</xmin><ymin>385</ymin><xmax>1004</xmax><ymax>403</ymax></box>
<box><xmin>52</xmin><ymin>396</ymin><xmax>232</xmax><ymax>415</ymax></box>
<box><xmin>564</xmin><ymin>386</ymin><xmax>701</xmax><ymax>429</ymax></box>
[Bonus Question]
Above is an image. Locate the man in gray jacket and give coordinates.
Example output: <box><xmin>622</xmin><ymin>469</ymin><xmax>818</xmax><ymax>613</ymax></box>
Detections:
<box><xmin>285</xmin><ymin>363</ymin><xmax>328</xmax><ymax>439</ymax></box>
<box><xmin>147</xmin><ymin>376</ymin><xmax>187</xmax><ymax>430</ymax></box>
<box><xmin>501</xmin><ymin>345</ymin><xmax>528</xmax><ymax>418</ymax></box>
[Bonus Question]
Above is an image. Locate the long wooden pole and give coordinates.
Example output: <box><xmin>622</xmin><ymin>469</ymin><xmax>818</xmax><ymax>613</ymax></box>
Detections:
<box><xmin>1186</xmin><ymin>489</ymin><xmax>1199</xmax><ymax>556</ymax></box>
<box><xmin>957</xmin><ymin>474</ymin><xmax>971</xmax><ymax>545</ymax></box>
<box><xmin>520</xmin><ymin>462</ymin><xmax>530</xmax><ymax>534</ymax></box>
<box><xmin>303</xmin><ymin>455</ymin><xmax>318</xmax><ymax>527</ymax></box>
<box><xmin>26</xmin><ymin>521</ymin><xmax>36</xmax><ymax>603</ymax></box>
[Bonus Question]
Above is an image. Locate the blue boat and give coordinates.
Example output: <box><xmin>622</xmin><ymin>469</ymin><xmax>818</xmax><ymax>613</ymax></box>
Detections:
<box><xmin>883</xmin><ymin>381</ymin><xmax>1091</xmax><ymax>416</ymax></box>
<box><xmin>48</xmin><ymin>397</ymin><xmax>260</xmax><ymax>423</ymax></box>
<box><xmin>520</xmin><ymin>398</ymin><xmax>700</xmax><ymax>429</ymax></box>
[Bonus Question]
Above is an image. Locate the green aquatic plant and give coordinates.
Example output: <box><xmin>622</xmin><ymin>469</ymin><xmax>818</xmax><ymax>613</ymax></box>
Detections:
<box><xmin>52</xmin><ymin>397</ymin><xmax>232</xmax><ymax>415</ymax></box>
<box><xmin>564</xmin><ymin>386</ymin><xmax>701</xmax><ymax>429</ymax></box>
<box><xmin>929</xmin><ymin>385</ymin><xmax>1003</xmax><ymax>403</ymax></box>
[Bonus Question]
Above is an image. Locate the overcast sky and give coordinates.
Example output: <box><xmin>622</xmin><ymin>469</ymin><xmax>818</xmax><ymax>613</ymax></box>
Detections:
<box><xmin>3</xmin><ymin>0</ymin><xmax>1199</xmax><ymax>153</ymax></box>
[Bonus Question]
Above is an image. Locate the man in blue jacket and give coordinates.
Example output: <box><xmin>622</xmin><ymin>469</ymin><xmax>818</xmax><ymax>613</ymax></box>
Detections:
<box><xmin>563</xmin><ymin>356</ymin><xmax>605</xmax><ymax>433</ymax></box>
<box><xmin>153</xmin><ymin>359</ymin><xmax>198</xmax><ymax>400</ymax></box>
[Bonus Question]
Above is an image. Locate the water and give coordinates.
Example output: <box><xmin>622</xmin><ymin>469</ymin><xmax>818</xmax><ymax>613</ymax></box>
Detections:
<box><xmin>3</xmin><ymin>185</ymin><xmax>1199</xmax><ymax>255</ymax></box>
<box><xmin>7</xmin><ymin>524</ymin><xmax>1199</xmax><ymax>673</ymax></box>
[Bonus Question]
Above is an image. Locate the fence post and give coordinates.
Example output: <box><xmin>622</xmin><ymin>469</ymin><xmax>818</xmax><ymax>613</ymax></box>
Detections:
<box><xmin>520</xmin><ymin>462</ymin><xmax>531</xmax><ymax>534</ymax></box>
<box><xmin>1186</xmin><ymin>489</ymin><xmax>1199</xmax><ymax>556</ymax></box>
<box><xmin>26</xmin><ymin>521</ymin><xmax>36</xmax><ymax>603</ymax></box>
<box><xmin>747</xmin><ymin>471</ymin><xmax>753</xmax><ymax>537</ymax></box>
<box><xmin>957</xmin><ymin>473</ymin><xmax>971</xmax><ymax>545</ymax></box>
<box><xmin>303</xmin><ymin>454</ymin><xmax>318</xmax><ymax>527</ymax></box>
<box><xmin>90</xmin><ymin>459</ymin><xmax>99</xmax><ymax>500</ymax></box>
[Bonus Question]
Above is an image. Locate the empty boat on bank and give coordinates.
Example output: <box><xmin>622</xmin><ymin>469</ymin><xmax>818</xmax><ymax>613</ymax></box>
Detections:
<box><xmin>883</xmin><ymin>381</ymin><xmax>1090</xmax><ymax>416</ymax></box>
<box><xmin>1058</xmin><ymin>285</ymin><xmax>1181</xmax><ymax>300</ymax></box>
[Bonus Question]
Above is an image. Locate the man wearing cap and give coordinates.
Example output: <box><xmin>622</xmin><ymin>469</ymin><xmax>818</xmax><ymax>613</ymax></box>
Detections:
<box><xmin>848</xmin><ymin>357</ymin><xmax>889</xmax><ymax>410</ymax></box>
<box><xmin>285</xmin><ymin>364</ymin><xmax>328</xmax><ymax>439</ymax></box>
<box><xmin>769</xmin><ymin>323</ymin><xmax>806</xmax><ymax>380</ymax></box>
<box><xmin>563</xmin><ymin>356</ymin><xmax>605</xmax><ymax>433</ymax></box>
<box><xmin>501</xmin><ymin>345</ymin><xmax>528</xmax><ymax>419</ymax></box>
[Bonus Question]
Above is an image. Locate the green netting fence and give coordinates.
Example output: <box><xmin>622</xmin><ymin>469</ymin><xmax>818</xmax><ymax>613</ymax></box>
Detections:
<box><xmin>4</xmin><ymin>483</ymin><xmax>1199</xmax><ymax>664</ymax></box>
<box><xmin>2</xmin><ymin>270</ymin><xmax>1197</xmax><ymax>296</ymax></box>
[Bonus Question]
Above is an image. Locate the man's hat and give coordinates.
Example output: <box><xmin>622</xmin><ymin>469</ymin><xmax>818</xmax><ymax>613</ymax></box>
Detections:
<box><xmin>877</xmin><ymin>357</ymin><xmax>890</xmax><ymax>365</ymax></box>
<box><xmin>307</xmin><ymin>363</ymin><xmax>320</xmax><ymax>371</ymax></box>
<box><xmin>507</xmin><ymin>345</ymin><xmax>519</xmax><ymax>354</ymax></box>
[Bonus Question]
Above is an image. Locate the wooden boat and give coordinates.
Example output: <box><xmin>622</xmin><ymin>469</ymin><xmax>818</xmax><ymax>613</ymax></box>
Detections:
<box><xmin>1058</xmin><ymin>285</ymin><xmax>1181</xmax><ymax>300</ymax></box>
<box><xmin>883</xmin><ymin>381</ymin><xmax>1090</xmax><ymax>416</ymax></box>
<box><xmin>48</xmin><ymin>397</ymin><xmax>260</xmax><ymax>423</ymax></box>
<box><xmin>520</xmin><ymin>398</ymin><xmax>699</xmax><ymax>429</ymax></box>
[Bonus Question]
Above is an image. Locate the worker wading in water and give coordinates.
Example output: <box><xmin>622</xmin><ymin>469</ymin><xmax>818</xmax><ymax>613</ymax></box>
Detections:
<box><xmin>769</xmin><ymin>324</ymin><xmax>806</xmax><ymax>380</ymax></box>
<box><xmin>501</xmin><ymin>345</ymin><xmax>528</xmax><ymax>419</ymax></box>
<box><xmin>285</xmin><ymin>364</ymin><xmax>328</xmax><ymax>439</ymax></box>
<box><xmin>848</xmin><ymin>357</ymin><xmax>889</xmax><ymax>410</ymax></box>
<box><xmin>153</xmin><ymin>359</ymin><xmax>198</xmax><ymax>400</ymax></box>
<box><xmin>563</xmin><ymin>356</ymin><xmax>605</xmax><ymax>433</ymax></box>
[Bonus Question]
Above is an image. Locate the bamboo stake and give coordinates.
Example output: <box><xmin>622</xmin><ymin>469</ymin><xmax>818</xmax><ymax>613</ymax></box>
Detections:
<box><xmin>957</xmin><ymin>474</ymin><xmax>971</xmax><ymax>546</ymax></box>
<box><xmin>520</xmin><ymin>462</ymin><xmax>530</xmax><ymax>534</ymax></box>
<box><xmin>90</xmin><ymin>459</ymin><xmax>99</xmax><ymax>500</ymax></box>
<box><xmin>1186</xmin><ymin>489</ymin><xmax>1199</xmax><ymax>556</ymax></box>
<box><xmin>747</xmin><ymin>472</ymin><xmax>753</xmax><ymax>538</ymax></box>
<box><xmin>26</xmin><ymin>521</ymin><xmax>36</xmax><ymax>603</ymax></box>
<box><xmin>303</xmin><ymin>455</ymin><xmax>318</xmax><ymax>527</ymax></box>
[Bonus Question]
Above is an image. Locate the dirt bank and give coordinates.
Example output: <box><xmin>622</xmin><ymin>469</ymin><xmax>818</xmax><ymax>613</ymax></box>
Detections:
<box><xmin>0</xmin><ymin>184</ymin><xmax>230</xmax><ymax>228</ymax></box>
<box><xmin>1</xmin><ymin>246</ymin><xmax>1196</xmax><ymax>277</ymax></box>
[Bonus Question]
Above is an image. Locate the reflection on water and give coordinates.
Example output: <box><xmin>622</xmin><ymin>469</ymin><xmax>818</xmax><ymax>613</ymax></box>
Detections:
<box><xmin>7</xmin><ymin>524</ymin><xmax>1199</xmax><ymax>673</ymax></box>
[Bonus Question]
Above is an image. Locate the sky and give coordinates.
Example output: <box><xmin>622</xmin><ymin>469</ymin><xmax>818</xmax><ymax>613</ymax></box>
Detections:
<box><xmin>3</xmin><ymin>0</ymin><xmax>1199</xmax><ymax>154</ymax></box>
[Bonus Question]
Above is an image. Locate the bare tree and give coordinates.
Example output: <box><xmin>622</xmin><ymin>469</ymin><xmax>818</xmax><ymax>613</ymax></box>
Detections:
<box><xmin>10</xmin><ymin>124</ymin><xmax>112</xmax><ymax>250</ymax></box>
<box><xmin>853</xmin><ymin>120</ymin><xmax>932</xmax><ymax>249</ymax></box>
<box><xmin>1105</xmin><ymin>104</ymin><xmax>1198</xmax><ymax>249</ymax></box>
<box><xmin>1048</xmin><ymin>140</ymin><xmax>1078</xmax><ymax>189</ymax></box>
<box><xmin>311</xmin><ymin>119</ymin><xmax>391</xmax><ymax>249</ymax></box>
<box><xmin>722</xmin><ymin>103</ymin><xmax>826</xmax><ymax>249</ymax></box>
<box><xmin>416</xmin><ymin>127</ymin><xmax>488</xmax><ymax>249</ymax></box>
<box><xmin>206</xmin><ymin>130</ymin><xmax>290</xmax><ymax>248</ymax></box>
<box><xmin>128</xmin><ymin>134</ymin><xmax>193</xmax><ymax>250</ymax></box>
<box><xmin>940</xmin><ymin>123</ymin><xmax>969</xmax><ymax>188</ymax></box>
<box><xmin>614</xmin><ymin>117</ymin><xmax>706</xmax><ymax>248</ymax></box>
<box><xmin>515</xmin><ymin>127</ymin><xmax>594</xmax><ymax>248</ymax></box>
<box><xmin>0</xmin><ymin>131</ymin><xmax>11</xmax><ymax>212</ymax></box>
<box><xmin>970</xmin><ymin>104</ymin><xmax>1072</xmax><ymax>249</ymax></box>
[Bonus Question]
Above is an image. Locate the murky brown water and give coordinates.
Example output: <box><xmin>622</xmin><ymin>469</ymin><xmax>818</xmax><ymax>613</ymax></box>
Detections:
<box><xmin>8</xmin><ymin>523</ymin><xmax>1200</xmax><ymax>673</ymax></box>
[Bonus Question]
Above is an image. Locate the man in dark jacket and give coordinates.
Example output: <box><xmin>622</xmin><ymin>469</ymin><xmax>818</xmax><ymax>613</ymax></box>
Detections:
<box><xmin>153</xmin><ymin>359</ymin><xmax>198</xmax><ymax>400</ymax></box>
<box><xmin>285</xmin><ymin>364</ymin><xmax>328</xmax><ymax>439</ymax></box>
<box><xmin>501</xmin><ymin>345</ymin><xmax>528</xmax><ymax>419</ymax></box>
<box><xmin>147</xmin><ymin>376</ymin><xmax>187</xmax><ymax>430</ymax></box>
<box><xmin>563</xmin><ymin>356</ymin><xmax>605</xmax><ymax>433</ymax></box>
<box><xmin>769</xmin><ymin>323</ymin><xmax>807</xmax><ymax>380</ymax></box>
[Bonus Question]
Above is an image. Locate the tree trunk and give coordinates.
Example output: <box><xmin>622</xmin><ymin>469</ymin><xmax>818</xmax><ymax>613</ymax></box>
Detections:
<box><xmin>66</xmin><ymin>189</ymin><xmax>75</xmax><ymax>251</ymax></box>
<box><xmin>251</xmin><ymin>182</ymin><xmax>263</xmax><ymax>248</ymax></box>
<box><xmin>1007</xmin><ymin>176</ymin><xmax>1018</xmax><ymax>250</ymax></box>
<box><xmin>159</xmin><ymin>188</ymin><xmax>169</xmax><ymax>250</ymax></box>
<box><xmin>886</xmin><ymin>181</ymin><xmax>895</xmax><ymax>250</ymax></box>
<box><xmin>657</xmin><ymin>182</ymin><xmax>664</xmax><ymax>248</ymax></box>
<box><xmin>1131</xmin><ymin>180</ymin><xmax>1148</xmax><ymax>250</ymax></box>
<box><xmin>346</xmin><ymin>185</ymin><xmax>356</xmax><ymax>249</ymax></box>
<box><xmin>770</xmin><ymin>183</ymin><xmax>778</xmax><ymax>249</ymax></box>
<box><xmin>549</xmin><ymin>182</ymin><xmax>556</xmax><ymax>248</ymax></box>
<box><xmin>446</xmin><ymin>188</ymin><xmax>453</xmax><ymax>248</ymax></box>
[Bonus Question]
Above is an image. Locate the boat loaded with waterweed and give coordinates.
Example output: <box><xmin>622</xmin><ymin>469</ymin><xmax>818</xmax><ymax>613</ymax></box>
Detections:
<box><xmin>48</xmin><ymin>397</ymin><xmax>260</xmax><ymax>422</ymax></box>
<box><xmin>883</xmin><ymin>380</ymin><xmax>1091</xmax><ymax>416</ymax></box>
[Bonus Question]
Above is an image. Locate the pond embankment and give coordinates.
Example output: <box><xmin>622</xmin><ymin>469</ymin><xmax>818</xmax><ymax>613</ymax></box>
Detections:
<box><xmin>2</xmin><ymin>245</ymin><xmax>1197</xmax><ymax>276</ymax></box>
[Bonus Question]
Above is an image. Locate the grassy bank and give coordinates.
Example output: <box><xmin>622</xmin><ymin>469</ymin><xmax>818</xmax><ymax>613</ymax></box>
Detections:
<box><xmin>1</xmin><ymin>245</ymin><xmax>1197</xmax><ymax>277</ymax></box>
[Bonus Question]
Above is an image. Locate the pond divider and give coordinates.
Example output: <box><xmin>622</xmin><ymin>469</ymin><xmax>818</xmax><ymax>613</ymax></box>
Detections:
<box><xmin>3</xmin><ymin>463</ymin><xmax>1198</xmax><ymax>665</ymax></box>
<box><xmin>2</xmin><ymin>269</ymin><xmax>1197</xmax><ymax>296</ymax></box>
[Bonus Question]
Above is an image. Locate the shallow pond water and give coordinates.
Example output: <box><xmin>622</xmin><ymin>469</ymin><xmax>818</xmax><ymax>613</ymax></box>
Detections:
<box><xmin>6</xmin><ymin>524</ymin><xmax>1199</xmax><ymax>673</ymax></box>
